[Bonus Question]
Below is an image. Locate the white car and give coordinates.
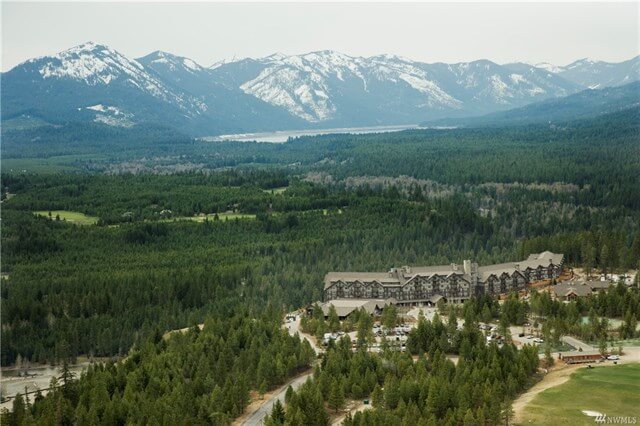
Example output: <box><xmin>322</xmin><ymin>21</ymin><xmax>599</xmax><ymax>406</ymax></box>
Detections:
<box><xmin>607</xmin><ymin>355</ymin><xmax>620</xmax><ymax>361</ymax></box>
<box><xmin>533</xmin><ymin>338</ymin><xmax>544</xmax><ymax>343</ymax></box>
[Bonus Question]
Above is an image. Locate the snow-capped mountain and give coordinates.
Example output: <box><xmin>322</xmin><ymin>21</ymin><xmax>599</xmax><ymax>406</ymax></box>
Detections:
<box><xmin>211</xmin><ymin>51</ymin><xmax>580</xmax><ymax>124</ymax></box>
<box><xmin>2</xmin><ymin>42</ymin><xmax>638</xmax><ymax>136</ymax></box>
<box><xmin>426</xmin><ymin>81</ymin><xmax>640</xmax><ymax>127</ymax></box>
<box><xmin>1</xmin><ymin>42</ymin><xmax>211</xmax><ymax>132</ymax></box>
<box><xmin>137</xmin><ymin>50</ymin><xmax>213</xmax><ymax>95</ymax></box>
<box><xmin>556</xmin><ymin>56</ymin><xmax>640</xmax><ymax>89</ymax></box>
<box><xmin>515</xmin><ymin>56</ymin><xmax>640</xmax><ymax>89</ymax></box>
<box><xmin>33</xmin><ymin>42</ymin><xmax>206</xmax><ymax>113</ymax></box>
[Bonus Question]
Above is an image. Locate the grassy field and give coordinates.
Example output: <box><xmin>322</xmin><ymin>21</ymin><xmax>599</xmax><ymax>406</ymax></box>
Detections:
<box><xmin>520</xmin><ymin>364</ymin><xmax>640</xmax><ymax>425</ymax></box>
<box><xmin>3</xmin><ymin>154</ymin><xmax>108</xmax><ymax>173</ymax></box>
<box><xmin>167</xmin><ymin>212</ymin><xmax>257</xmax><ymax>223</ymax></box>
<box><xmin>262</xmin><ymin>187</ymin><xmax>288</xmax><ymax>194</ymax></box>
<box><xmin>34</xmin><ymin>210</ymin><xmax>98</xmax><ymax>225</ymax></box>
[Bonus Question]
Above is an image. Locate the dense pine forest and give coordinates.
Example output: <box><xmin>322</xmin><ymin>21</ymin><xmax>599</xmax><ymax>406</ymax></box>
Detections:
<box><xmin>1</xmin><ymin>107</ymin><xmax>639</xmax><ymax>423</ymax></box>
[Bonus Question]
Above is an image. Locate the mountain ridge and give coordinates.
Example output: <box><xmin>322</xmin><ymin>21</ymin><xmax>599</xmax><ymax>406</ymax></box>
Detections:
<box><xmin>422</xmin><ymin>81</ymin><xmax>640</xmax><ymax>128</ymax></box>
<box><xmin>2</xmin><ymin>42</ymin><xmax>638</xmax><ymax>136</ymax></box>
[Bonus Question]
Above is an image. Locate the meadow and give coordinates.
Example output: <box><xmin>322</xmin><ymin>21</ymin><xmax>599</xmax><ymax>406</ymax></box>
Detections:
<box><xmin>34</xmin><ymin>210</ymin><xmax>98</xmax><ymax>225</ymax></box>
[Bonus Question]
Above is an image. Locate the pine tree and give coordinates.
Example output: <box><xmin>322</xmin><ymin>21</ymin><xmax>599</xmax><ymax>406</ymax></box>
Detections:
<box><xmin>328</xmin><ymin>305</ymin><xmax>340</xmax><ymax>333</ymax></box>
<box><xmin>328</xmin><ymin>378</ymin><xmax>345</xmax><ymax>413</ymax></box>
<box><xmin>270</xmin><ymin>399</ymin><xmax>285</xmax><ymax>424</ymax></box>
<box><xmin>371</xmin><ymin>384</ymin><xmax>384</xmax><ymax>408</ymax></box>
<box><xmin>285</xmin><ymin>385</ymin><xmax>294</xmax><ymax>404</ymax></box>
<box><xmin>501</xmin><ymin>399</ymin><xmax>515</xmax><ymax>426</ymax></box>
<box><xmin>463</xmin><ymin>408</ymin><xmax>475</xmax><ymax>426</ymax></box>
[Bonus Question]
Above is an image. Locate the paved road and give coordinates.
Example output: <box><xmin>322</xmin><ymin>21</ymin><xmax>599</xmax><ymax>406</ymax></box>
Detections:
<box><xmin>241</xmin><ymin>372</ymin><xmax>313</xmax><ymax>425</ymax></box>
<box><xmin>561</xmin><ymin>336</ymin><xmax>595</xmax><ymax>351</ymax></box>
<box><xmin>240</xmin><ymin>314</ymin><xmax>322</xmax><ymax>425</ymax></box>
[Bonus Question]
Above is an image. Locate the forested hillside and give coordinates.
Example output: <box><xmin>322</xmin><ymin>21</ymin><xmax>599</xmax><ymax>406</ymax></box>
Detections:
<box><xmin>1</xmin><ymin>106</ymin><xmax>639</xmax><ymax>424</ymax></box>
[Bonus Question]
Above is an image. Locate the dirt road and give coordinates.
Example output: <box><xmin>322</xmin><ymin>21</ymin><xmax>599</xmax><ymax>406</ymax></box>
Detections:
<box><xmin>285</xmin><ymin>314</ymin><xmax>323</xmax><ymax>355</ymax></box>
<box><xmin>331</xmin><ymin>400</ymin><xmax>371</xmax><ymax>425</ymax></box>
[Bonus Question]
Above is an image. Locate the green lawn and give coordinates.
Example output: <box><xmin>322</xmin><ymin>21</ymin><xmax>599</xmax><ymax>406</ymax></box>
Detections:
<box><xmin>34</xmin><ymin>210</ymin><xmax>98</xmax><ymax>225</ymax></box>
<box><xmin>520</xmin><ymin>364</ymin><xmax>640</xmax><ymax>425</ymax></box>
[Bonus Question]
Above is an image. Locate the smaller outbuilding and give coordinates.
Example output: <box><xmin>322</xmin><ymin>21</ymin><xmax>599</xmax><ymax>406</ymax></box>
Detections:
<box><xmin>550</xmin><ymin>280</ymin><xmax>614</xmax><ymax>301</ymax></box>
<box><xmin>559</xmin><ymin>350</ymin><xmax>603</xmax><ymax>364</ymax></box>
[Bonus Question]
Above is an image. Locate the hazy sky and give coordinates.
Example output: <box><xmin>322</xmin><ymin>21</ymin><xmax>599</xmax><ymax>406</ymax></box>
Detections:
<box><xmin>2</xmin><ymin>2</ymin><xmax>639</xmax><ymax>71</ymax></box>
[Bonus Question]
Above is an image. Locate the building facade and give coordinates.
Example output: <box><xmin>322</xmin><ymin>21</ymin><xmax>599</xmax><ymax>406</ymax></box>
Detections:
<box><xmin>324</xmin><ymin>251</ymin><xmax>564</xmax><ymax>305</ymax></box>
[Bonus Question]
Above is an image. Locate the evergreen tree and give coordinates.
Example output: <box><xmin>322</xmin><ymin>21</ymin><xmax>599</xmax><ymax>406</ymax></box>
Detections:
<box><xmin>328</xmin><ymin>379</ymin><xmax>345</xmax><ymax>413</ymax></box>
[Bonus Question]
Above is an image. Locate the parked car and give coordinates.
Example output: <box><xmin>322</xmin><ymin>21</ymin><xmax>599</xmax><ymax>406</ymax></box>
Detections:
<box><xmin>533</xmin><ymin>337</ymin><xmax>544</xmax><ymax>343</ymax></box>
<box><xmin>607</xmin><ymin>355</ymin><xmax>620</xmax><ymax>360</ymax></box>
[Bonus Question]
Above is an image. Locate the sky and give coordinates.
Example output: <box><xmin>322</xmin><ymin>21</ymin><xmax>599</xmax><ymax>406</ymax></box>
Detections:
<box><xmin>2</xmin><ymin>2</ymin><xmax>639</xmax><ymax>71</ymax></box>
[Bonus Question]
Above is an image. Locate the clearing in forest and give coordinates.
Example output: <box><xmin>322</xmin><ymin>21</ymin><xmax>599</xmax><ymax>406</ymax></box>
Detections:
<box><xmin>519</xmin><ymin>364</ymin><xmax>640</xmax><ymax>425</ymax></box>
<box><xmin>34</xmin><ymin>210</ymin><xmax>98</xmax><ymax>225</ymax></box>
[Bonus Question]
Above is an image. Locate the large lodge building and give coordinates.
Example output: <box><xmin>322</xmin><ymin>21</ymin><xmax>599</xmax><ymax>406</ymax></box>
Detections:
<box><xmin>324</xmin><ymin>251</ymin><xmax>564</xmax><ymax>305</ymax></box>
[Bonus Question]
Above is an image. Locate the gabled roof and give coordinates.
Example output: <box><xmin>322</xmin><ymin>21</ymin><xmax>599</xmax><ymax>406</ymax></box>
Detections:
<box><xmin>477</xmin><ymin>262</ymin><xmax>522</xmax><ymax>279</ymax></box>
<box><xmin>321</xmin><ymin>298</ymin><xmax>394</xmax><ymax>317</ymax></box>
<box><xmin>551</xmin><ymin>283</ymin><xmax>592</xmax><ymax>297</ymax></box>
<box><xmin>581</xmin><ymin>280</ymin><xmax>614</xmax><ymax>289</ymax></box>
<box><xmin>525</xmin><ymin>251</ymin><xmax>564</xmax><ymax>266</ymax></box>
<box><xmin>324</xmin><ymin>271</ymin><xmax>402</xmax><ymax>290</ymax></box>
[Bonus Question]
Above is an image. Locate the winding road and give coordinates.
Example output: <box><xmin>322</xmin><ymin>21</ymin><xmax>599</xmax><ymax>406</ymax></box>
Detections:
<box><xmin>241</xmin><ymin>372</ymin><xmax>313</xmax><ymax>425</ymax></box>
<box><xmin>239</xmin><ymin>313</ymin><xmax>322</xmax><ymax>425</ymax></box>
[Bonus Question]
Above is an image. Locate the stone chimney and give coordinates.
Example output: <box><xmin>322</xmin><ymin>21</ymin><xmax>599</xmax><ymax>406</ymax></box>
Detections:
<box><xmin>463</xmin><ymin>260</ymin><xmax>471</xmax><ymax>275</ymax></box>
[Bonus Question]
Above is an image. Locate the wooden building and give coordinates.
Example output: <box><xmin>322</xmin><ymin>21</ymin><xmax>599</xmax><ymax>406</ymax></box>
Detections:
<box><xmin>559</xmin><ymin>350</ymin><xmax>603</xmax><ymax>364</ymax></box>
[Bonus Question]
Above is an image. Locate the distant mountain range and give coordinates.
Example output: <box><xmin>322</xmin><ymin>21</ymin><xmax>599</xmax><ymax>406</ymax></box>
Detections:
<box><xmin>2</xmin><ymin>42</ymin><xmax>638</xmax><ymax>136</ymax></box>
<box><xmin>424</xmin><ymin>81</ymin><xmax>640</xmax><ymax>127</ymax></box>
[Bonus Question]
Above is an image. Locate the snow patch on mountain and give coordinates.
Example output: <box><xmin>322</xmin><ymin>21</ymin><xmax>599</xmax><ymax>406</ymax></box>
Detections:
<box><xmin>85</xmin><ymin>104</ymin><xmax>134</xmax><ymax>127</ymax></box>
<box><xmin>509</xmin><ymin>74</ymin><xmax>525</xmax><ymax>84</ymax></box>
<box><xmin>241</xmin><ymin>65</ymin><xmax>336</xmax><ymax>122</ymax></box>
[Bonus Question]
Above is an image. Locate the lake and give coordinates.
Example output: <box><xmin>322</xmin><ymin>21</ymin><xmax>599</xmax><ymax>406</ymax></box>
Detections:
<box><xmin>200</xmin><ymin>124</ymin><xmax>443</xmax><ymax>143</ymax></box>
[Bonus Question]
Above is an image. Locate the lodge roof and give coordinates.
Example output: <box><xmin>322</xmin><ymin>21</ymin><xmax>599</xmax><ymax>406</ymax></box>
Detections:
<box><xmin>550</xmin><ymin>279</ymin><xmax>614</xmax><ymax>298</ymax></box>
<box><xmin>321</xmin><ymin>298</ymin><xmax>395</xmax><ymax>317</ymax></box>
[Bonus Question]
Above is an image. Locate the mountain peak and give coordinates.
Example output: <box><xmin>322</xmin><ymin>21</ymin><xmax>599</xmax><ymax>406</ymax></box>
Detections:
<box><xmin>64</xmin><ymin>41</ymin><xmax>115</xmax><ymax>55</ymax></box>
<box><xmin>565</xmin><ymin>57</ymin><xmax>598</xmax><ymax>69</ymax></box>
<box><xmin>534</xmin><ymin>62</ymin><xmax>563</xmax><ymax>74</ymax></box>
<box><xmin>265</xmin><ymin>52</ymin><xmax>288</xmax><ymax>61</ymax></box>
<box><xmin>138</xmin><ymin>50</ymin><xmax>204</xmax><ymax>73</ymax></box>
